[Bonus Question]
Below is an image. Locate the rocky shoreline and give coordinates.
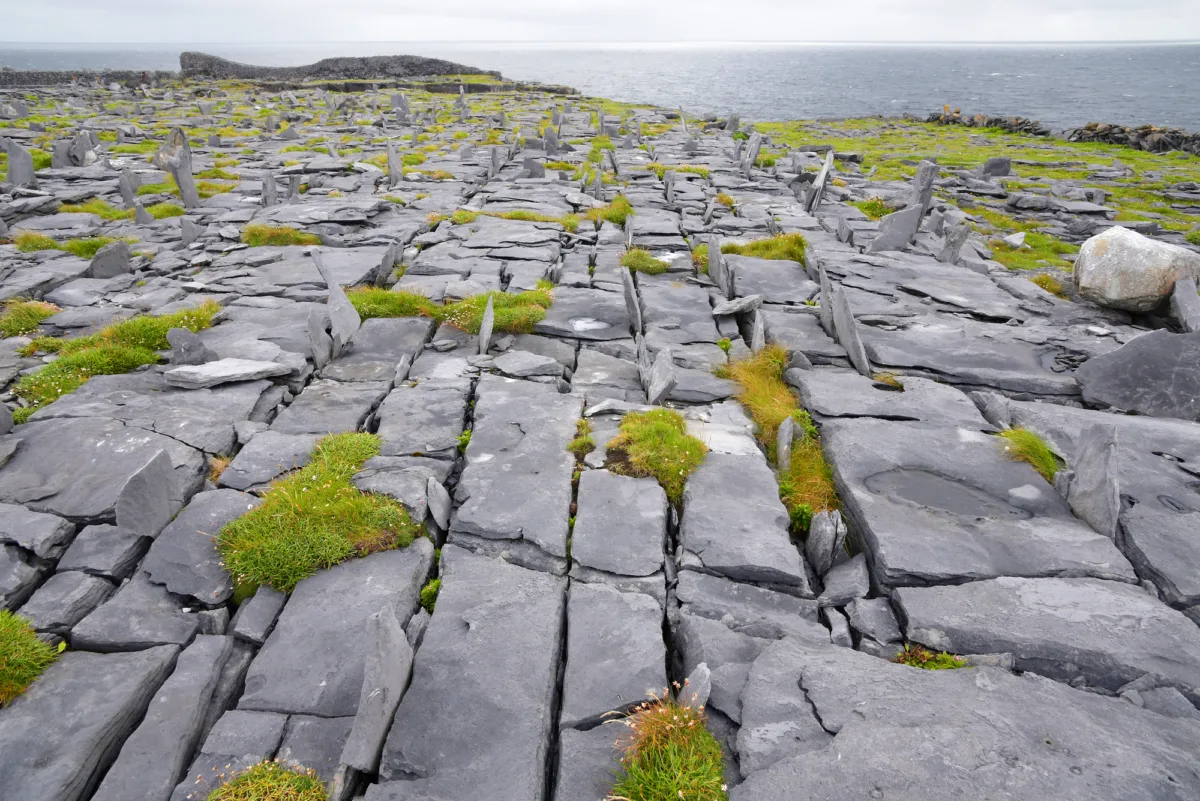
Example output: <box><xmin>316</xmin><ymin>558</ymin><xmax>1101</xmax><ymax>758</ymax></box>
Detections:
<box><xmin>0</xmin><ymin>63</ymin><xmax>1199</xmax><ymax>801</ymax></box>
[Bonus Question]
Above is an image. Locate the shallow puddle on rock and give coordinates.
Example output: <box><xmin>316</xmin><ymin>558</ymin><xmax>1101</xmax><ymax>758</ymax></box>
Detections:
<box><xmin>864</xmin><ymin>467</ymin><xmax>1032</xmax><ymax>519</ymax></box>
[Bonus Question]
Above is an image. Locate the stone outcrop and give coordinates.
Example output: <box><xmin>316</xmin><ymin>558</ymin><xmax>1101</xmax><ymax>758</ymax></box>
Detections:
<box><xmin>179</xmin><ymin>52</ymin><xmax>497</xmax><ymax>81</ymax></box>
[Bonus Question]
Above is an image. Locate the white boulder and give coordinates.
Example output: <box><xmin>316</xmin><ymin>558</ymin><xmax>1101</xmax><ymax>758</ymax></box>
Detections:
<box><xmin>1074</xmin><ymin>226</ymin><xmax>1200</xmax><ymax>312</ymax></box>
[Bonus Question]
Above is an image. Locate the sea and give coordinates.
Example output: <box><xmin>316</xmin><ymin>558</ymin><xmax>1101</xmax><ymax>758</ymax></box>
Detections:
<box><xmin>2</xmin><ymin>41</ymin><xmax>1199</xmax><ymax>132</ymax></box>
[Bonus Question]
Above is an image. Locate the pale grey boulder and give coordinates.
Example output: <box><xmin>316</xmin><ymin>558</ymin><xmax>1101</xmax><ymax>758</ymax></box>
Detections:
<box><xmin>1074</xmin><ymin>225</ymin><xmax>1200</xmax><ymax>312</ymax></box>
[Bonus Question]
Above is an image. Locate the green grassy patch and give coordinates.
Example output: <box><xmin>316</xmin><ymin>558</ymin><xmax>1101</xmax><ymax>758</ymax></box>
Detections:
<box><xmin>486</xmin><ymin>209</ymin><xmax>580</xmax><ymax>232</ymax></box>
<box><xmin>567</xmin><ymin>418</ymin><xmax>595</xmax><ymax>460</ymax></box>
<box><xmin>621</xmin><ymin>248</ymin><xmax>669</xmax><ymax>274</ymax></box>
<box><xmin>1029</xmin><ymin>273</ymin><xmax>1067</xmax><ymax>298</ymax></box>
<box><xmin>722</xmin><ymin>233</ymin><xmax>807</xmax><ymax>266</ymax></box>
<box><xmin>420</xmin><ymin>578</ymin><xmax>441</xmax><ymax>613</ymax></box>
<box><xmin>196</xmin><ymin>167</ymin><xmax>238</xmax><ymax>180</ymax></box>
<box><xmin>998</xmin><ymin>428</ymin><xmax>1061</xmax><ymax>483</ymax></box>
<box><xmin>450</xmin><ymin>209</ymin><xmax>479</xmax><ymax>225</ymax></box>
<box><xmin>59</xmin><ymin>198</ymin><xmax>133</xmax><ymax>221</ymax></box>
<box><xmin>0</xmin><ymin>610</ymin><xmax>61</xmax><ymax>706</ymax></box>
<box><xmin>989</xmin><ymin>232</ymin><xmax>1077</xmax><ymax>271</ymax></box>
<box><xmin>0</xmin><ymin>300</ymin><xmax>59</xmax><ymax>338</ymax></box>
<box><xmin>13</xmin><ymin>231</ymin><xmax>135</xmax><ymax>260</ymax></box>
<box><xmin>109</xmin><ymin>141</ymin><xmax>158</xmax><ymax>154</ymax></box>
<box><xmin>894</xmin><ymin>644</ymin><xmax>966</xmax><ymax>670</ymax></box>
<box><xmin>717</xmin><ymin>345</ymin><xmax>838</xmax><ymax>531</ymax></box>
<box><xmin>609</xmin><ymin>695</ymin><xmax>727</xmax><ymax>801</ymax></box>
<box><xmin>715</xmin><ymin>192</ymin><xmax>735</xmax><ymax>208</ymax></box>
<box><xmin>1186</xmin><ymin>230</ymin><xmax>1200</xmax><ymax>247</ymax></box>
<box><xmin>13</xmin><ymin>232</ymin><xmax>59</xmax><ymax>252</ymax></box>
<box><xmin>204</xmin><ymin>759</ymin><xmax>327</xmax><ymax>801</ymax></box>
<box><xmin>241</xmin><ymin>224</ymin><xmax>321</xmax><ymax>247</ymax></box>
<box><xmin>606</xmin><ymin>409</ymin><xmax>708</xmax><ymax>507</ymax></box>
<box><xmin>584</xmin><ymin>195</ymin><xmax>634</xmax><ymax>227</ymax></box>
<box><xmin>852</xmin><ymin>197</ymin><xmax>893</xmax><ymax>220</ymax></box>
<box><xmin>217</xmin><ymin>432</ymin><xmax>420</xmax><ymax>595</ymax></box>
<box><xmin>642</xmin><ymin>162</ymin><xmax>711</xmax><ymax>180</ymax></box>
<box><xmin>347</xmin><ymin>284</ymin><xmax>553</xmax><ymax>335</ymax></box>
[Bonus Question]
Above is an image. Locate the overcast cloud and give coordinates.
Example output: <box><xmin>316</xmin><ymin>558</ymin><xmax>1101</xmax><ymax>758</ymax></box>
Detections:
<box><xmin>6</xmin><ymin>0</ymin><xmax>1200</xmax><ymax>44</ymax></box>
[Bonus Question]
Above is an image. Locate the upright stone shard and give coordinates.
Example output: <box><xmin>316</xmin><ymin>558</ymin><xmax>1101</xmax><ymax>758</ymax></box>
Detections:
<box><xmin>1067</xmin><ymin>423</ymin><xmax>1122</xmax><ymax>542</ymax></box>
<box><xmin>646</xmin><ymin>347</ymin><xmax>677</xmax><ymax>406</ymax></box>
<box><xmin>160</xmin><ymin>128</ymin><xmax>200</xmax><ymax>209</ymax></box>
<box><xmin>89</xmin><ymin>241</ymin><xmax>132</xmax><ymax>279</ymax></box>
<box><xmin>262</xmin><ymin>170</ymin><xmax>277</xmax><ymax>207</ymax></box>
<box><xmin>118</xmin><ymin>168</ymin><xmax>137</xmax><ymax>207</ymax></box>
<box><xmin>116</xmin><ymin>449</ymin><xmax>182</xmax><ymax>538</ymax></box>
<box><xmin>133</xmin><ymin>203</ymin><xmax>154</xmax><ymax>225</ymax></box>
<box><xmin>337</xmin><ymin>605</ymin><xmax>413</xmax><ymax>775</ymax></box>
<box><xmin>314</xmin><ymin>252</ymin><xmax>362</xmax><ymax>359</ymax></box>
<box><xmin>620</xmin><ymin>266</ymin><xmax>643</xmax><ymax>334</ymax></box>
<box><xmin>831</xmin><ymin>285</ymin><xmax>872</xmax><ymax>377</ymax></box>
<box><xmin>477</xmin><ymin>295</ymin><xmax>494</xmax><ymax>356</ymax></box>
<box><xmin>776</xmin><ymin>414</ymin><xmax>795</xmax><ymax>470</ymax></box>
<box><xmin>180</xmin><ymin>217</ymin><xmax>203</xmax><ymax>246</ymax></box>
<box><xmin>804</xmin><ymin>150</ymin><xmax>834</xmax><ymax>213</ymax></box>
<box><xmin>866</xmin><ymin>205</ymin><xmax>923</xmax><ymax>254</ymax></box>
<box><xmin>386</xmin><ymin>141</ymin><xmax>402</xmax><ymax>187</ymax></box>
<box><xmin>909</xmin><ymin>159</ymin><xmax>940</xmax><ymax>214</ymax></box>
<box><xmin>937</xmin><ymin>221</ymin><xmax>970</xmax><ymax>264</ymax></box>
<box><xmin>817</xmin><ymin>263</ymin><xmax>835</xmax><ymax>337</ymax></box>
<box><xmin>1</xmin><ymin>137</ymin><xmax>38</xmax><ymax>188</ymax></box>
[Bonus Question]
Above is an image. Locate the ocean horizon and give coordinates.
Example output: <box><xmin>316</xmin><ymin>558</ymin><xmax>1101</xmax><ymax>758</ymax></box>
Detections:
<box><xmin>2</xmin><ymin>40</ymin><xmax>1199</xmax><ymax>130</ymax></box>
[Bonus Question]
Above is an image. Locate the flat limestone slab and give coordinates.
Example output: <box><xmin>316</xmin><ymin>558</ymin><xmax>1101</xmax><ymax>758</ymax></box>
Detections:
<box><xmin>163</xmin><ymin>358</ymin><xmax>290</xmax><ymax>389</ymax></box>
<box><xmin>570</xmin><ymin>469</ymin><xmax>666</xmax><ymax>577</ymax></box>
<box><xmin>679</xmin><ymin>452</ymin><xmax>813</xmax><ymax>593</ymax></box>
<box><xmin>896</xmin><ymin>576</ymin><xmax>1200</xmax><ymax>704</ymax></box>
<box><xmin>268</xmin><ymin>378</ymin><xmax>388</xmax><ymax>435</ymax></box>
<box><xmin>450</xmin><ymin>376</ymin><xmax>578</xmax><ymax>567</ymax></box>
<box><xmin>376</xmin><ymin>378</ymin><xmax>470</xmax><ymax>459</ymax></box>
<box><xmin>322</xmin><ymin>316</ymin><xmax>435</xmax><ymax>383</ymax></box>
<box><xmin>378</xmin><ymin>545</ymin><xmax>566</xmax><ymax>801</ymax></box>
<box><xmin>239</xmin><ymin>542</ymin><xmax>433</xmax><ymax>717</ymax></box>
<box><xmin>0</xmin><ymin>646</ymin><xmax>178</xmax><ymax>801</ymax></box>
<box><xmin>729</xmin><ymin>637</ymin><xmax>1200</xmax><ymax>801</ymax></box>
<box><xmin>788</xmin><ymin>368</ymin><xmax>989</xmax><ymax>427</ymax></box>
<box><xmin>822</xmin><ymin>419</ymin><xmax>1136</xmax><ymax>587</ymax></box>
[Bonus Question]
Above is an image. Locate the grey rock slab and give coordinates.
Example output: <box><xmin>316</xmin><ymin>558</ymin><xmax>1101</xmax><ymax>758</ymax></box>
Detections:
<box><xmin>803</xmin><ymin>509</ymin><xmax>847</xmax><ymax>579</ymax></box>
<box><xmin>91</xmin><ymin>635</ymin><xmax>233</xmax><ymax>801</ymax></box>
<box><xmin>896</xmin><ymin>576</ymin><xmax>1200</xmax><ymax>704</ymax></box>
<box><xmin>219</xmin><ymin>432</ymin><xmax>317</xmax><ymax>491</ymax></box>
<box><xmin>646</xmin><ymin>346</ymin><xmax>678</xmax><ymax>405</ymax></box>
<box><xmin>56</xmin><ymin>524</ymin><xmax>149</xmax><ymax>581</ymax></box>
<box><xmin>88</xmin><ymin>241</ymin><xmax>133</xmax><ymax>279</ymax></box>
<box><xmin>674</xmin><ymin>610</ymin><xmax>770</xmax><ymax>723</ymax></box>
<box><xmin>450</xmin><ymin>376</ymin><xmax>578</xmax><ymax>565</ymax></box>
<box><xmin>1170</xmin><ymin>276</ymin><xmax>1200</xmax><ymax>332</ymax></box>
<box><xmin>830</xmin><ymin>284</ymin><xmax>872</xmax><ymax>377</ymax></box>
<box><xmin>788</xmin><ymin>368</ymin><xmax>988</xmax><ymax>427</ymax></box>
<box><xmin>322</xmin><ymin>317</ymin><xmax>434</xmax><ymax>383</ymax></box>
<box><xmin>0</xmin><ymin>646</ymin><xmax>179</xmax><ymax>801</ymax></box>
<box><xmin>1074</xmin><ymin>330</ymin><xmax>1200</xmax><ymax>422</ymax></box>
<box><xmin>116</xmin><ymin>449</ymin><xmax>182</xmax><ymax>538</ymax></box>
<box><xmin>679</xmin><ymin>452</ymin><xmax>813</xmax><ymax>593</ymax></box>
<box><xmin>534</xmin><ymin>286</ymin><xmax>632</xmax><ymax>340</ymax></box>
<box><xmin>823</xmin><ymin>605</ymin><xmax>853</xmax><ymax>647</ymax></box>
<box><xmin>278</xmin><ymin>714</ymin><xmax>355</xmax><ymax>784</ymax></box>
<box><xmin>552</xmin><ymin>726</ymin><xmax>622</xmax><ymax>801</ymax></box>
<box><xmin>1074</xmin><ymin>225</ymin><xmax>1200</xmax><ymax>312</ymax></box>
<box><xmin>426</xmin><ymin>476</ymin><xmax>451</xmax><ymax>530</ymax></box>
<box><xmin>379</xmin><ymin>545</ymin><xmax>566</xmax><ymax>801</ymax></box>
<box><xmin>477</xmin><ymin>294</ymin><xmax>495</xmax><ymax>355</ymax></box>
<box><xmin>314</xmin><ymin>251</ymin><xmax>362</xmax><ymax>356</ymax></box>
<box><xmin>167</xmin><ymin>328</ymin><xmax>219</xmax><ymax>366</ymax></box>
<box><xmin>71</xmin><ymin>572</ymin><xmax>200</xmax><ymax>652</ymax></box>
<box><xmin>0</xmin><ymin>417</ymin><xmax>206</xmax><ymax>522</ymax></box>
<box><xmin>725</xmin><ymin>254</ymin><xmax>818</xmax><ymax>306</ymax></box>
<box><xmin>822</xmin><ymin>419</ymin><xmax>1136</xmax><ymax>587</ymax></box>
<box><xmin>865</xmin><ymin>204</ymin><xmax>923</xmax><ymax>253</ymax></box>
<box><xmin>729</xmin><ymin>637</ymin><xmax>1200</xmax><ymax>801</ymax></box>
<box><xmin>1066</xmin><ymin>423</ymin><xmax>1121</xmax><ymax>542</ymax></box>
<box><xmin>198</xmin><ymin>708</ymin><xmax>288</xmax><ymax>761</ymax></box>
<box><xmin>239</xmin><ymin>541</ymin><xmax>433</xmax><ymax>717</ymax></box>
<box><xmin>229</xmin><ymin>585</ymin><xmax>287</xmax><ymax>646</ymax></box>
<box><xmin>376</xmin><ymin>378</ymin><xmax>470</xmax><ymax>459</ymax></box>
<box><xmin>571</xmin><ymin>469</ymin><xmax>666</xmax><ymax>577</ymax></box>
<box><xmin>845</xmin><ymin>597</ymin><xmax>901</xmax><ymax>644</ymax></box>
<box><xmin>163</xmin><ymin>358</ymin><xmax>290</xmax><ymax>389</ymax></box>
<box><xmin>560</xmin><ymin>583</ymin><xmax>667</xmax><ymax>728</ymax></box>
<box><xmin>269</xmin><ymin>379</ymin><xmax>389</xmax><ymax>435</ymax></box>
<box><xmin>143</xmin><ymin>489</ymin><xmax>263</xmax><ymax>606</ymax></box>
<box><xmin>339</xmin><ymin>604</ymin><xmax>413</xmax><ymax>773</ymax></box>
<box><xmin>17</xmin><ymin>570</ymin><xmax>113</xmax><ymax>634</ymax></box>
<box><xmin>0</xmin><ymin>502</ymin><xmax>76</xmax><ymax>561</ymax></box>
<box><xmin>675</xmin><ymin>570</ymin><xmax>823</xmax><ymax>641</ymax></box>
<box><xmin>492</xmin><ymin>349</ymin><xmax>562</xmax><ymax>377</ymax></box>
<box><xmin>817</xmin><ymin>553</ymin><xmax>870</xmax><ymax>607</ymax></box>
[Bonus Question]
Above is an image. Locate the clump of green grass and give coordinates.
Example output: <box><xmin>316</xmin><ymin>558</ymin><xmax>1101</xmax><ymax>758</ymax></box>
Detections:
<box><xmin>420</xmin><ymin>578</ymin><xmax>441</xmax><ymax>613</ymax></box>
<box><xmin>717</xmin><ymin>345</ymin><xmax>838</xmax><ymax>530</ymax></box>
<box><xmin>0</xmin><ymin>610</ymin><xmax>61</xmax><ymax>706</ymax></box>
<box><xmin>60</xmin><ymin>237</ymin><xmax>120</xmax><ymax>260</ymax></box>
<box><xmin>721</xmin><ymin>233</ymin><xmax>807</xmax><ymax>266</ymax></box>
<box><xmin>691</xmin><ymin>243</ymin><xmax>710</xmax><ymax>273</ymax></box>
<box><xmin>567</xmin><ymin>418</ymin><xmax>595</xmax><ymax>460</ymax></box>
<box><xmin>218</xmin><ymin>432</ymin><xmax>420</xmax><ymax>595</ymax></box>
<box><xmin>716</xmin><ymin>338</ymin><xmax>731</xmax><ymax>354</ymax></box>
<box><xmin>14</xmin><ymin>231</ymin><xmax>132</xmax><ymax>260</ymax></box>
<box><xmin>12</xmin><ymin>232</ymin><xmax>58</xmax><ymax>252</ymax></box>
<box><xmin>487</xmin><ymin>209</ymin><xmax>579</xmax><ymax>233</ymax></box>
<box><xmin>584</xmin><ymin>195</ymin><xmax>634</xmax><ymax>227</ymax></box>
<box><xmin>642</xmin><ymin>162</ymin><xmax>711</xmax><ymax>180</ymax></box>
<box><xmin>608</xmin><ymin>691</ymin><xmax>727</xmax><ymax>801</ymax></box>
<box><xmin>204</xmin><ymin>759</ymin><xmax>327</xmax><ymax>801</ymax></box>
<box><xmin>1029</xmin><ymin>273</ymin><xmax>1067</xmax><ymax>298</ymax></box>
<box><xmin>0</xmin><ymin>300</ymin><xmax>59</xmax><ymax>338</ymax></box>
<box><xmin>607</xmin><ymin>409</ymin><xmax>708</xmax><ymax>507</ymax></box>
<box><xmin>852</xmin><ymin>197</ymin><xmax>893</xmax><ymax>220</ymax></box>
<box><xmin>1184</xmin><ymin>229</ymin><xmax>1200</xmax><ymax>247</ymax></box>
<box><xmin>346</xmin><ymin>284</ymin><xmax>553</xmax><ymax>335</ymax></box>
<box><xmin>621</xmin><ymin>248</ymin><xmax>669</xmax><ymax>275</ymax></box>
<box><xmin>989</xmin><ymin>231</ymin><xmax>1077</xmax><ymax>271</ymax></box>
<box><xmin>450</xmin><ymin>209</ymin><xmax>479</xmax><ymax>225</ymax></box>
<box><xmin>241</xmin><ymin>224</ymin><xmax>321</xmax><ymax>247</ymax></box>
<box><xmin>715</xmin><ymin>192</ymin><xmax>735</xmax><ymax>208</ymax></box>
<box><xmin>196</xmin><ymin>167</ymin><xmax>238</xmax><ymax>180</ymax></box>
<box><xmin>998</xmin><ymin>428</ymin><xmax>1061</xmax><ymax>483</ymax></box>
<box><xmin>15</xmin><ymin>301</ymin><xmax>219</xmax><ymax>418</ymax></box>
<box><xmin>58</xmin><ymin>198</ymin><xmax>133</xmax><ymax>221</ymax></box>
<box><xmin>894</xmin><ymin>644</ymin><xmax>966</xmax><ymax>671</ymax></box>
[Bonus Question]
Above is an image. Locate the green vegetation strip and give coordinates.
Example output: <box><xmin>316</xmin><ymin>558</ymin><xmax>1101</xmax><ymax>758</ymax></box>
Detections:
<box><xmin>717</xmin><ymin>345</ymin><xmax>838</xmax><ymax>531</ymax></box>
<box><xmin>14</xmin><ymin>232</ymin><xmax>135</xmax><ymax>260</ymax></box>
<box><xmin>347</xmin><ymin>283</ymin><xmax>552</xmax><ymax>335</ymax></box>
<box><xmin>59</xmin><ymin>198</ymin><xmax>185</xmax><ymax>221</ymax></box>
<box><xmin>0</xmin><ymin>610</ymin><xmax>61</xmax><ymax>706</ymax></box>
<box><xmin>621</xmin><ymin>248</ymin><xmax>669</xmax><ymax>275</ymax></box>
<box><xmin>0</xmin><ymin>300</ymin><xmax>59</xmax><ymax>338</ymax></box>
<box><xmin>204</xmin><ymin>759</ymin><xmax>327</xmax><ymax>801</ymax></box>
<box><xmin>14</xmin><ymin>301</ymin><xmax>219</xmax><ymax>423</ymax></box>
<box><xmin>218</xmin><ymin>432</ymin><xmax>421</xmax><ymax>595</ymax></box>
<box><xmin>241</xmin><ymin>224</ymin><xmax>322</xmax><ymax>247</ymax></box>
<box><xmin>692</xmin><ymin>233</ymin><xmax>808</xmax><ymax>274</ymax></box>
<box><xmin>998</xmin><ymin>428</ymin><xmax>1062</xmax><ymax>483</ymax></box>
<box><xmin>893</xmin><ymin>644</ymin><xmax>966</xmax><ymax>670</ymax></box>
<box><xmin>606</xmin><ymin>409</ymin><xmax>708</xmax><ymax>507</ymax></box>
<box><xmin>609</xmin><ymin>693</ymin><xmax>727</xmax><ymax>801</ymax></box>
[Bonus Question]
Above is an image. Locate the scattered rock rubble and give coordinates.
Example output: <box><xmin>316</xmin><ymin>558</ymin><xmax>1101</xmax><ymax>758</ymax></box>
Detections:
<box><xmin>1</xmin><ymin>65</ymin><xmax>1199</xmax><ymax>801</ymax></box>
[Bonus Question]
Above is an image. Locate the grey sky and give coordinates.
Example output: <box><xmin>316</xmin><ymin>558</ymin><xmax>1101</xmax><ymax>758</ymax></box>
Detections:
<box><xmin>6</xmin><ymin>0</ymin><xmax>1200</xmax><ymax>43</ymax></box>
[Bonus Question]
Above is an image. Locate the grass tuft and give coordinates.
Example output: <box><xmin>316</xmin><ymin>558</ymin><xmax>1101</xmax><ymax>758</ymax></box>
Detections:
<box><xmin>204</xmin><ymin>759</ymin><xmax>327</xmax><ymax>801</ymax></box>
<box><xmin>0</xmin><ymin>610</ymin><xmax>61</xmax><ymax>706</ymax></box>
<box><xmin>347</xmin><ymin>285</ymin><xmax>552</xmax><ymax>335</ymax></box>
<box><xmin>584</xmin><ymin>195</ymin><xmax>634</xmax><ymax>227</ymax></box>
<box><xmin>1186</xmin><ymin>229</ymin><xmax>1200</xmax><ymax>247</ymax></box>
<box><xmin>852</xmin><ymin>197</ymin><xmax>893</xmax><ymax>220</ymax></box>
<box><xmin>241</xmin><ymin>224</ymin><xmax>321</xmax><ymax>248</ymax></box>
<box><xmin>894</xmin><ymin>644</ymin><xmax>966</xmax><ymax>670</ymax></box>
<box><xmin>721</xmin><ymin>233</ymin><xmax>807</xmax><ymax>265</ymax></box>
<box><xmin>217</xmin><ymin>432</ymin><xmax>420</xmax><ymax>595</ymax></box>
<box><xmin>621</xmin><ymin>249</ymin><xmax>669</xmax><ymax>275</ymax></box>
<box><xmin>420</xmin><ymin>578</ymin><xmax>441</xmax><ymax>613</ymax></box>
<box><xmin>0</xmin><ymin>300</ymin><xmax>59</xmax><ymax>338</ymax></box>
<box><xmin>609</xmin><ymin>691</ymin><xmax>727</xmax><ymax>801</ymax></box>
<box><xmin>715</xmin><ymin>192</ymin><xmax>735</xmax><ymax>208</ymax></box>
<box><xmin>717</xmin><ymin>345</ymin><xmax>838</xmax><ymax>530</ymax></box>
<box><xmin>1029</xmin><ymin>273</ymin><xmax>1067</xmax><ymax>298</ymax></box>
<box><xmin>998</xmin><ymin>428</ymin><xmax>1061</xmax><ymax>483</ymax></box>
<box><xmin>13</xmin><ymin>232</ymin><xmax>59</xmax><ymax>252</ymax></box>
<box><xmin>567</xmin><ymin>418</ymin><xmax>595</xmax><ymax>460</ymax></box>
<box><xmin>606</xmin><ymin>409</ymin><xmax>708</xmax><ymax>507</ymax></box>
